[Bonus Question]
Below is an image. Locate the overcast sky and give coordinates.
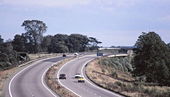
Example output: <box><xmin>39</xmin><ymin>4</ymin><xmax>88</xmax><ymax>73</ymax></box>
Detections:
<box><xmin>0</xmin><ymin>0</ymin><xmax>170</xmax><ymax>47</ymax></box>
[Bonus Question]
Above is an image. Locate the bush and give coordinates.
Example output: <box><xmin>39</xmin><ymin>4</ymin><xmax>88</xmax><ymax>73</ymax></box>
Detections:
<box><xmin>99</xmin><ymin>57</ymin><xmax>133</xmax><ymax>73</ymax></box>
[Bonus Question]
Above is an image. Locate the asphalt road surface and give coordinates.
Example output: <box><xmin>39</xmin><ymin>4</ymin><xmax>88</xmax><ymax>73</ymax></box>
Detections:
<box><xmin>58</xmin><ymin>55</ymin><xmax>123</xmax><ymax>97</ymax></box>
<box><xmin>6</xmin><ymin>56</ymin><xmax>65</xmax><ymax>97</ymax></box>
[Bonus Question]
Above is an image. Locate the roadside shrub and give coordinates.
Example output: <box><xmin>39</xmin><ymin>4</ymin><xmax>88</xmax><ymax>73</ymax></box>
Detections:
<box><xmin>99</xmin><ymin>57</ymin><xmax>133</xmax><ymax>73</ymax></box>
<box><xmin>143</xmin><ymin>87</ymin><xmax>170</xmax><ymax>97</ymax></box>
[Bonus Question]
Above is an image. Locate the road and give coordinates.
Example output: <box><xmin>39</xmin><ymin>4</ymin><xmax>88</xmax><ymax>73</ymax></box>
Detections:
<box><xmin>58</xmin><ymin>55</ymin><xmax>123</xmax><ymax>97</ymax></box>
<box><xmin>6</xmin><ymin>56</ymin><xmax>65</xmax><ymax>97</ymax></box>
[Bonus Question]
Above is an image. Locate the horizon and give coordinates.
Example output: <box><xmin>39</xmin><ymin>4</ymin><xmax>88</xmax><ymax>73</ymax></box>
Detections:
<box><xmin>0</xmin><ymin>0</ymin><xmax>170</xmax><ymax>47</ymax></box>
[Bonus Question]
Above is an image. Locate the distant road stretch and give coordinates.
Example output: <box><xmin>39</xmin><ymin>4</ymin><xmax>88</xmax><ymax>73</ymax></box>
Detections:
<box><xmin>6</xmin><ymin>56</ymin><xmax>66</xmax><ymax>97</ymax></box>
<box><xmin>58</xmin><ymin>55</ymin><xmax>123</xmax><ymax>97</ymax></box>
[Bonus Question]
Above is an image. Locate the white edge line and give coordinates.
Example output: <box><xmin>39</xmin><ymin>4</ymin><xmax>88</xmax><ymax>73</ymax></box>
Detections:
<box><xmin>8</xmin><ymin>56</ymin><xmax>60</xmax><ymax>97</ymax></box>
<box><xmin>81</xmin><ymin>58</ymin><xmax>123</xmax><ymax>97</ymax></box>
<box><xmin>57</xmin><ymin>55</ymin><xmax>96</xmax><ymax>97</ymax></box>
<box><xmin>41</xmin><ymin>63</ymin><xmax>59</xmax><ymax>97</ymax></box>
<box><xmin>57</xmin><ymin>58</ymin><xmax>81</xmax><ymax>97</ymax></box>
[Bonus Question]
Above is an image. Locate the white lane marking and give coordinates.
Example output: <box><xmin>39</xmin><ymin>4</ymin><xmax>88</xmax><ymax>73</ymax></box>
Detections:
<box><xmin>57</xmin><ymin>54</ymin><xmax>96</xmax><ymax>97</ymax></box>
<box><xmin>57</xmin><ymin>54</ymin><xmax>94</xmax><ymax>97</ymax></box>
<box><xmin>57</xmin><ymin>57</ymin><xmax>82</xmax><ymax>97</ymax></box>
<box><xmin>81</xmin><ymin>59</ymin><xmax>123</xmax><ymax>97</ymax></box>
<box><xmin>9</xmin><ymin>56</ymin><xmax>60</xmax><ymax>97</ymax></box>
<box><xmin>41</xmin><ymin>63</ymin><xmax>59</xmax><ymax>97</ymax></box>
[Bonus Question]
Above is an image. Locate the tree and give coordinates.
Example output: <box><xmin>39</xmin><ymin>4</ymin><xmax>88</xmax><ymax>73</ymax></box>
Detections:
<box><xmin>46</xmin><ymin>34</ymin><xmax>101</xmax><ymax>53</ymax></box>
<box><xmin>41</xmin><ymin>35</ymin><xmax>53</xmax><ymax>52</ymax></box>
<box><xmin>0</xmin><ymin>42</ymin><xmax>18</xmax><ymax>69</ymax></box>
<box><xmin>88</xmin><ymin>37</ymin><xmax>102</xmax><ymax>50</ymax></box>
<box><xmin>68</xmin><ymin>34</ymin><xmax>89</xmax><ymax>52</ymax></box>
<box><xmin>0</xmin><ymin>35</ymin><xmax>3</xmax><ymax>44</ymax></box>
<box><xmin>22</xmin><ymin>20</ymin><xmax>47</xmax><ymax>53</ymax></box>
<box><xmin>12</xmin><ymin>34</ymin><xmax>27</xmax><ymax>52</ymax></box>
<box><xmin>49</xmin><ymin>34</ymin><xmax>69</xmax><ymax>53</ymax></box>
<box><xmin>133</xmin><ymin>32</ymin><xmax>170</xmax><ymax>85</ymax></box>
<box><xmin>167</xmin><ymin>43</ymin><xmax>170</xmax><ymax>48</ymax></box>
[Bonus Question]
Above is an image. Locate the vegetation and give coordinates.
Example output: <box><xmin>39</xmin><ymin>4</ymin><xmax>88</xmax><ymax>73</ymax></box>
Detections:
<box><xmin>86</xmin><ymin>58</ymin><xmax>170</xmax><ymax>97</ymax></box>
<box><xmin>0</xmin><ymin>40</ymin><xmax>19</xmax><ymax>70</ymax></box>
<box><xmin>45</xmin><ymin>57</ymin><xmax>78</xmax><ymax>97</ymax></box>
<box><xmin>0</xmin><ymin>20</ymin><xmax>101</xmax><ymax>70</ymax></box>
<box><xmin>12</xmin><ymin>20</ymin><xmax>101</xmax><ymax>53</ymax></box>
<box><xmin>86</xmin><ymin>32</ymin><xmax>170</xmax><ymax>97</ymax></box>
<box><xmin>99</xmin><ymin>57</ymin><xmax>133</xmax><ymax>73</ymax></box>
<box><xmin>167</xmin><ymin>43</ymin><xmax>170</xmax><ymax>48</ymax></box>
<box><xmin>47</xmin><ymin>34</ymin><xmax>97</xmax><ymax>53</ymax></box>
<box><xmin>133</xmin><ymin>32</ymin><xmax>170</xmax><ymax>86</ymax></box>
<box><xmin>21</xmin><ymin>20</ymin><xmax>47</xmax><ymax>53</ymax></box>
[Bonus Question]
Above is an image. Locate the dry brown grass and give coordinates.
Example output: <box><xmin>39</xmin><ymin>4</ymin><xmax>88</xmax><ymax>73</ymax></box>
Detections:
<box><xmin>0</xmin><ymin>68</ymin><xmax>17</xmax><ymax>96</ymax></box>
<box><xmin>45</xmin><ymin>57</ymin><xmax>78</xmax><ymax>97</ymax></box>
<box><xmin>86</xmin><ymin>58</ymin><xmax>170</xmax><ymax>97</ymax></box>
<box><xmin>28</xmin><ymin>53</ymin><xmax>59</xmax><ymax>60</ymax></box>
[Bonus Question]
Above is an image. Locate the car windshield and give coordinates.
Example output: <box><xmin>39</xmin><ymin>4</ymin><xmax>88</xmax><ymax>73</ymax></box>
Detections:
<box><xmin>75</xmin><ymin>73</ymin><xmax>80</xmax><ymax>75</ymax></box>
<box><xmin>60</xmin><ymin>74</ymin><xmax>65</xmax><ymax>76</ymax></box>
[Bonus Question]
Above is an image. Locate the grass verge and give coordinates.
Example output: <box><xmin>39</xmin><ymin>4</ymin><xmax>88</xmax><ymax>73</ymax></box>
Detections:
<box><xmin>45</xmin><ymin>57</ymin><xmax>78</xmax><ymax>97</ymax></box>
<box><xmin>85</xmin><ymin>58</ymin><xmax>170</xmax><ymax>97</ymax></box>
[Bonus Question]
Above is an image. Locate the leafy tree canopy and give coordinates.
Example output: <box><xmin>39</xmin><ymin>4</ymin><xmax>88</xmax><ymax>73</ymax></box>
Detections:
<box><xmin>22</xmin><ymin>20</ymin><xmax>47</xmax><ymax>53</ymax></box>
<box><xmin>133</xmin><ymin>32</ymin><xmax>170</xmax><ymax>85</ymax></box>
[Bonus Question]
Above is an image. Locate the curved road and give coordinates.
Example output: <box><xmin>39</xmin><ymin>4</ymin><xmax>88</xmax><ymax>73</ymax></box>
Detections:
<box><xmin>58</xmin><ymin>55</ymin><xmax>123</xmax><ymax>97</ymax></box>
<box><xmin>6</xmin><ymin>56</ymin><xmax>65</xmax><ymax>97</ymax></box>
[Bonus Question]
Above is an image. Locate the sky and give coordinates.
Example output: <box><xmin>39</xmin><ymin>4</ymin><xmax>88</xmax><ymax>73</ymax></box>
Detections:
<box><xmin>0</xmin><ymin>0</ymin><xmax>170</xmax><ymax>47</ymax></box>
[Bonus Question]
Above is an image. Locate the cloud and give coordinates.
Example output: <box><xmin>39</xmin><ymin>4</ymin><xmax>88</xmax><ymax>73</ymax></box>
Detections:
<box><xmin>1</xmin><ymin>0</ymin><xmax>90</xmax><ymax>7</ymax></box>
<box><xmin>1</xmin><ymin>0</ymin><xmax>139</xmax><ymax>8</ymax></box>
<box><xmin>97</xmin><ymin>0</ymin><xmax>138</xmax><ymax>7</ymax></box>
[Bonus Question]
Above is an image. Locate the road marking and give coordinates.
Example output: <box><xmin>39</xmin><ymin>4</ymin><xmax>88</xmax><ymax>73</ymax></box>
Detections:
<box><xmin>41</xmin><ymin>63</ymin><xmax>59</xmax><ymax>97</ymax></box>
<box><xmin>9</xmin><ymin>61</ymin><xmax>40</xmax><ymax>97</ymax></box>
<box><xmin>57</xmin><ymin>57</ymin><xmax>82</xmax><ymax>97</ymax></box>
<box><xmin>57</xmin><ymin>54</ymin><xmax>98</xmax><ymax>97</ymax></box>
<box><xmin>81</xmin><ymin>58</ymin><xmax>123</xmax><ymax>97</ymax></box>
<box><xmin>9</xmin><ymin>56</ymin><xmax>60</xmax><ymax>97</ymax></box>
<box><xmin>57</xmin><ymin>55</ymin><xmax>96</xmax><ymax>97</ymax></box>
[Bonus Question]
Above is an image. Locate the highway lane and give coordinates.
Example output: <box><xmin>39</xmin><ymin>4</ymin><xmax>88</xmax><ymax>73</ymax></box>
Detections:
<box><xmin>58</xmin><ymin>55</ymin><xmax>123</xmax><ymax>97</ymax></box>
<box><xmin>6</xmin><ymin>56</ymin><xmax>66</xmax><ymax>97</ymax></box>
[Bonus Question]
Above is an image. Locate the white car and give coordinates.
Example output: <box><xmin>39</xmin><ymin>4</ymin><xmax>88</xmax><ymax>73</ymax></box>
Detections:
<box><xmin>75</xmin><ymin>73</ymin><xmax>82</xmax><ymax>78</ymax></box>
<box><xmin>74</xmin><ymin>53</ymin><xmax>79</xmax><ymax>56</ymax></box>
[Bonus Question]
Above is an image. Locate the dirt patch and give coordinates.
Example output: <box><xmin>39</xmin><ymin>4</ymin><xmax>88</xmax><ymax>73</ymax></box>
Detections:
<box><xmin>85</xmin><ymin>58</ymin><xmax>170</xmax><ymax>97</ymax></box>
<box><xmin>45</xmin><ymin>57</ymin><xmax>78</xmax><ymax>97</ymax></box>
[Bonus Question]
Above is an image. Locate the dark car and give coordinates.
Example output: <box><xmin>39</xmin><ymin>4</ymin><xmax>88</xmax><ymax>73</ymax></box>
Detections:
<box><xmin>63</xmin><ymin>54</ymin><xmax>66</xmax><ymax>57</ymax></box>
<box><xmin>59</xmin><ymin>74</ymin><xmax>66</xmax><ymax>79</ymax></box>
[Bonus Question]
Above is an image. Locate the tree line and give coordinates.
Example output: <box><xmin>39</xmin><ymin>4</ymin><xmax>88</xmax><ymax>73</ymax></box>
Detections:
<box><xmin>0</xmin><ymin>20</ymin><xmax>101</xmax><ymax>70</ymax></box>
<box><xmin>13</xmin><ymin>33</ymin><xmax>101</xmax><ymax>53</ymax></box>
<box><xmin>12</xmin><ymin>20</ymin><xmax>101</xmax><ymax>53</ymax></box>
